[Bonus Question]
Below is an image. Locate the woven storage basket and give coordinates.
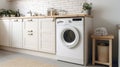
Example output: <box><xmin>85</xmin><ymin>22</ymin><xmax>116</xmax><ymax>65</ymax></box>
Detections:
<box><xmin>98</xmin><ymin>45</ymin><xmax>109</xmax><ymax>62</ymax></box>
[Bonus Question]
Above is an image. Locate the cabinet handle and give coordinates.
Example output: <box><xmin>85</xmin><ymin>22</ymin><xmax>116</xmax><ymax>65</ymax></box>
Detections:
<box><xmin>14</xmin><ymin>19</ymin><xmax>18</xmax><ymax>22</ymax></box>
<box><xmin>28</xmin><ymin>30</ymin><xmax>33</xmax><ymax>32</ymax></box>
<box><xmin>27</xmin><ymin>19</ymin><xmax>32</xmax><ymax>22</ymax></box>
<box><xmin>28</xmin><ymin>33</ymin><xmax>33</xmax><ymax>35</ymax></box>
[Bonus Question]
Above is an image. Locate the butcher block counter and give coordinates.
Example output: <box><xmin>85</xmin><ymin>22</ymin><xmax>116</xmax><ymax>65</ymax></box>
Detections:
<box><xmin>0</xmin><ymin>14</ymin><xmax>93</xmax><ymax>19</ymax></box>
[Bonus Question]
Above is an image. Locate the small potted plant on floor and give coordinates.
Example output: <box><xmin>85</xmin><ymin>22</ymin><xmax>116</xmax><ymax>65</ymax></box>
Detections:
<box><xmin>82</xmin><ymin>2</ymin><xmax>92</xmax><ymax>15</ymax></box>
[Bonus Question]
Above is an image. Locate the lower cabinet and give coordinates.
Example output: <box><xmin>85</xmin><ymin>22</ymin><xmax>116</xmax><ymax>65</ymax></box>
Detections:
<box><xmin>39</xmin><ymin>18</ymin><xmax>55</xmax><ymax>54</ymax></box>
<box><xmin>0</xmin><ymin>18</ymin><xmax>55</xmax><ymax>54</ymax></box>
<box><xmin>11</xmin><ymin>19</ymin><xmax>23</xmax><ymax>48</ymax></box>
<box><xmin>23</xmin><ymin>19</ymin><xmax>39</xmax><ymax>50</ymax></box>
<box><xmin>0</xmin><ymin>20</ymin><xmax>10</xmax><ymax>47</ymax></box>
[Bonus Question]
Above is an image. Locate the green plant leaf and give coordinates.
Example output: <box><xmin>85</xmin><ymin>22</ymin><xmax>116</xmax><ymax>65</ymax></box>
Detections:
<box><xmin>82</xmin><ymin>2</ymin><xmax>92</xmax><ymax>10</ymax></box>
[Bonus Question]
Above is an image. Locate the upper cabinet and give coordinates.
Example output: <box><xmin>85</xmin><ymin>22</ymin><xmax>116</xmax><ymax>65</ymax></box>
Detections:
<box><xmin>0</xmin><ymin>20</ymin><xmax>10</xmax><ymax>47</ymax></box>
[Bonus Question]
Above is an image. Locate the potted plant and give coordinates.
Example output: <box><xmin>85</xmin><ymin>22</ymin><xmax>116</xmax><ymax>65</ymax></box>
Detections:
<box><xmin>0</xmin><ymin>9</ymin><xmax>7</xmax><ymax>17</ymax></box>
<box><xmin>82</xmin><ymin>2</ymin><xmax>92</xmax><ymax>15</ymax></box>
<box><xmin>7</xmin><ymin>9</ymin><xmax>16</xmax><ymax>17</ymax></box>
<box><xmin>0</xmin><ymin>9</ymin><xmax>16</xmax><ymax>17</ymax></box>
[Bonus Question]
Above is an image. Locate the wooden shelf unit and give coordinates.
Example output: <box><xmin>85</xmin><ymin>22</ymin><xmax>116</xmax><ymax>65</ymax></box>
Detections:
<box><xmin>95</xmin><ymin>61</ymin><xmax>110</xmax><ymax>65</ymax></box>
<box><xmin>91</xmin><ymin>35</ymin><xmax>114</xmax><ymax>67</ymax></box>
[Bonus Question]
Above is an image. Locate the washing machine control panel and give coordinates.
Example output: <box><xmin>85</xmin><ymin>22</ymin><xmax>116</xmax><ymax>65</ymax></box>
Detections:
<box><xmin>72</xmin><ymin>18</ymin><xmax>82</xmax><ymax>21</ymax></box>
<box><xmin>56</xmin><ymin>18</ymin><xmax>83</xmax><ymax>26</ymax></box>
<box><xmin>68</xmin><ymin>18</ymin><xmax>83</xmax><ymax>23</ymax></box>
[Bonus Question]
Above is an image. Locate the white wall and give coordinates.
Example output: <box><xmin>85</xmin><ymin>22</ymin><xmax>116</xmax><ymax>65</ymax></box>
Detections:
<box><xmin>0</xmin><ymin>0</ymin><xmax>10</xmax><ymax>9</ymax></box>
<box><xmin>9</xmin><ymin>0</ymin><xmax>86</xmax><ymax>15</ymax></box>
<box><xmin>0</xmin><ymin>0</ymin><xmax>119</xmax><ymax>64</ymax></box>
<box><xmin>89</xmin><ymin>0</ymin><xmax>120</xmax><ymax>64</ymax></box>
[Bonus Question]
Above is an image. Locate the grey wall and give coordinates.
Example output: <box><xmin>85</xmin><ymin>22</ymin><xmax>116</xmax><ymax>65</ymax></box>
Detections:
<box><xmin>0</xmin><ymin>0</ymin><xmax>10</xmax><ymax>9</ymax></box>
<box><xmin>91</xmin><ymin>0</ymin><xmax>120</xmax><ymax>63</ymax></box>
<box><xmin>0</xmin><ymin>0</ymin><xmax>119</xmax><ymax>64</ymax></box>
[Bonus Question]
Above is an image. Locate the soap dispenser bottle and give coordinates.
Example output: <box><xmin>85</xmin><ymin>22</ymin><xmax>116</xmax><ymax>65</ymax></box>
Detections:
<box><xmin>27</xmin><ymin>10</ymin><xmax>32</xmax><ymax>16</ymax></box>
<box><xmin>15</xmin><ymin>9</ymin><xmax>20</xmax><ymax>17</ymax></box>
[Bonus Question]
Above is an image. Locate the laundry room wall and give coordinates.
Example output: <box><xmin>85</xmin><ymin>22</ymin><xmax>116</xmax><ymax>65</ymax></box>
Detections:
<box><xmin>8</xmin><ymin>0</ymin><xmax>120</xmax><ymax>63</ymax></box>
<box><xmin>9</xmin><ymin>0</ymin><xmax>87</xmax><ymax>15</ymax></box>
<box><xmin>0</xmin><ymin>0</ymin><xmax>119</xmax><ymax>65</ymax></box>
<box><xmin>0</xmin><ymin>0</ymin><xmax>10</xmax><ymax>9</ymax></box>
<box><xmin>88</xmin><ymin>0</ymin><xmax>120</xmax><ymax>64</ymax></box>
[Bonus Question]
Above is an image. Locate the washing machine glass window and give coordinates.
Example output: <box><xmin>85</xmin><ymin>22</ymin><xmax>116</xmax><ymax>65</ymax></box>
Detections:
<box><xmin>61</xmin><ymin>26</ymin><xmax>80</xmax><ymax>49</ymax></box>
<box><xmin>63</xmin><ymin>30</ymin><xmax>75</xmax><ymax>43</ymax></box>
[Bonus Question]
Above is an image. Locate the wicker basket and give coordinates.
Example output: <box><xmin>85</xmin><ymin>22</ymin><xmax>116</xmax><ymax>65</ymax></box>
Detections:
<box><xmin>97</xmin><ymin>45</ymin><xmax>109</xmax><ymax>62</ymax></box>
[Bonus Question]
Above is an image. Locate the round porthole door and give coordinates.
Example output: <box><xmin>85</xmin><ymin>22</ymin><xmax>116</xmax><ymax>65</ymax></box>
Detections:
<box><xmin>61</xmin><ymin>26</ymin><xmax>80</xmax><ymax>48</ymax></box>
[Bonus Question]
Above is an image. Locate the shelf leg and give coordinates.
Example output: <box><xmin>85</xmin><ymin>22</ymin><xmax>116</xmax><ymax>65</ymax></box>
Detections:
<box><xmin>92</xmin><ymin>39</ymin><xmax>95</xmax><ymax>65</ymax></box>
<box><xmin>109</xmin><ymin>39</ymin><xmax>112</xmax><ymax>67</ymax></box>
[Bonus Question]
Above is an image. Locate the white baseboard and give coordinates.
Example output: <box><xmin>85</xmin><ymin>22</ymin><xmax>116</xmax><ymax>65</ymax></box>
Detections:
<box><xmin>0</xmin><ymin>46</ymin><xmax>57</xmax><ymax>60</ymax></box>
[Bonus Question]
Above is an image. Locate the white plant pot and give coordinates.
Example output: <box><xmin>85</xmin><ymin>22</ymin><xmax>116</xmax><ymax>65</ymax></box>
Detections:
<box><xmin>83</xmin><ymin>10</ymin><xmax>91</xmax><ymax>15</ymax></box>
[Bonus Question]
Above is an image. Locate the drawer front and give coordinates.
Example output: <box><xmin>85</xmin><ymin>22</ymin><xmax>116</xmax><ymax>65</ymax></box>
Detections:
<box><xmin>23</xmin><ymin>19</ymin><xmax>39</xmax><ymax>50</ymax></box>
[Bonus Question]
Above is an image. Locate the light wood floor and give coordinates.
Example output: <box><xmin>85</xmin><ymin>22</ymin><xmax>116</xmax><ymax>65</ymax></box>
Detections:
<box><xmin>0</xmin><ymin>50</ymin><xmax>109</xmax><ymax>67</ymax></box>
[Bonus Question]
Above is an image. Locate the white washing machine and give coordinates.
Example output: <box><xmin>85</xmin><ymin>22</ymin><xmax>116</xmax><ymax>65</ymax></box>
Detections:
<box><xmin>56</xmin><ymin>17</ymin><xmax>92</xmax><ymax>65</ymax></box>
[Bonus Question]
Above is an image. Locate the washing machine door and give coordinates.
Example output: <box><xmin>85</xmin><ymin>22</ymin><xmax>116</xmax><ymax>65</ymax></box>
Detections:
<box><xmin>61</xmin><ymin>25</ymin><xmax>80</xmax><ymax>48</ymax></box>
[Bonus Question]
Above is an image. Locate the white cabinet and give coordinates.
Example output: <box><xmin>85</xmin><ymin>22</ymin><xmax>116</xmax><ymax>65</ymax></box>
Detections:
<box><xmin>0</xmin><ymin>20</ymin><xmax>10</xmax><ymax>46</ymax></box>
<box><xmin>0</xmin><ymin>18</ymin><xmax>55</xmax><ymax>54</ymax></box>
<box><xmin>11</xmin><ymin>19</ymin><xmax>23</xmax><ymax>48</ymax></box>
<box><xmin>23</xmin><ymin>18</ymin><xmax>55</xmax><ymax>53</ymax></box>
<box><xmin>23</xmin><ymin>19</ymin><xmax>39</xmax><ymax>50</ymax></box>
<box><xmin>39</xmin><ymin>18</ymin><xmax>55</xmax><ymax>54</ymax></box>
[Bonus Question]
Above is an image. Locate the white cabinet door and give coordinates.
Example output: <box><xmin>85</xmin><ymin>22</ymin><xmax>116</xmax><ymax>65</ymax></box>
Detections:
<box><xmin>11</xmin><ymin>19</ymin><xmax>23</xmax><ymax>48</ymax></box>
<box><xmin>23</xmin><ymin>19</ymin><xmax>38</xmax><ymax>50</ymax></box>
<box><xmin>0</xmin><ymin>20</ymin><xmax>10</xmax><ymax>46</ymax></box>
<box><xmin>40</xmin><ymin>18</ymin><xmax>55</xmax><ymax>54</ymax></box>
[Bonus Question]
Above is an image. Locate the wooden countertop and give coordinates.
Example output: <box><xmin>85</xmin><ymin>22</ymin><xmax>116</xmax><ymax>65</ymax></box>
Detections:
<box><xmin>0</xmin><ymin>14</ymin><xmax>93</xmax><ymax>19</ymax></box>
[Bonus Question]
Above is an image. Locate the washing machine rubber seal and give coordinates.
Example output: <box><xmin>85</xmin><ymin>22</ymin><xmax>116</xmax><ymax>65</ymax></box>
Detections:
<box><xmin>61</xmin><ymin>25</ymin><xmax>80</xmax><ymax>49</ymax></box>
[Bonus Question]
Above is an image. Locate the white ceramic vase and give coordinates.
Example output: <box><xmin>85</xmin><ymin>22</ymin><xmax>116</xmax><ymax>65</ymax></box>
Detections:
<box><xmin>83</xmin><ymin>10</ymin><xmax>91</xmax><ymax>15</ymax></box>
